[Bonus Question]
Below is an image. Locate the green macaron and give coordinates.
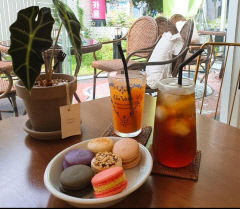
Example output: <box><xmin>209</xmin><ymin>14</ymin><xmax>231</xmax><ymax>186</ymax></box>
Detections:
<box><xmin>59</xmin><ymin>164</ymin><xmax>94</xmax><ymax>191</ymax></box>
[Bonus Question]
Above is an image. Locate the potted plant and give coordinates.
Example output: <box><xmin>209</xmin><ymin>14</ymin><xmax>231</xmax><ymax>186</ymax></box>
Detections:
<box><xmin>8</xmin><ymin>0</ymin><xmax>82</xmax><ymax>133</ymax></box>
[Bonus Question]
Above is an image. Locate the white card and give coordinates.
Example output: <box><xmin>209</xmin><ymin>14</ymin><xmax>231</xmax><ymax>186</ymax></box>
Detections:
<box><xmin>60</xmin><ymin>103</ymin><xmax>81</xmax><ymax>139</ymax></box>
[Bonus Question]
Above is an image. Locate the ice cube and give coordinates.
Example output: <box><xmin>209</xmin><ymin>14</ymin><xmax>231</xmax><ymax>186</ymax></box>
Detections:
<box><xmin>155</xmin><ymin>105</ymin><xmax>168</xmax><ymax>121</ymax></box>
<box><xmin>168</xmin><ymin>118</ymin><xmax>191</xmax><ymax>136</ymax></box>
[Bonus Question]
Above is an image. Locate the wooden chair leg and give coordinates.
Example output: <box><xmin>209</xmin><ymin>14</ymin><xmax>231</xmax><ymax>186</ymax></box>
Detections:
<box><xmin>188</xmin><ymin>65</ymin><xmax>191</xmax><ymax>78</ymax></box>
<box><xmin>10</xmin><ymin>94</ymin><xmax>18</xmax><ymax>117</ymax></box>
<box><xmin>93</xmin><ymin>68</ymin><xmax>97</xmax><ymax>100</ymax></box>
<box><xmin>74</xmin><ymin>92</ymin><xmax>81</xmax><ymax>103</ymax></box>
<box><xmin>23</xmin><ymin>109</ymin><xmax>27</xmax><ymax>115</ymax></box>
<box><xmin>0</xmin><ymin>112</ymin><xmax>2</xmax><ymax>120</ymax></box>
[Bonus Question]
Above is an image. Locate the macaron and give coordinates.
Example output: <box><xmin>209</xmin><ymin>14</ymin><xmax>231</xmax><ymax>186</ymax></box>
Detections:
<box><xmin>87</xmin><ymin>137</ymin><xmax>114</xmax><ymax>153</ymax></box>
<box><xmin>59</xmin><ymin>164</ymin><xmax>94</xmax><ymax>192</ymax></box>
<box><xmin>62</xmin><ymin>148</ymin><xmax>94</xmax><ymax>170</ymax></box>
<box><xmin>91</xmin><ymin>151</ymin><xmax>122</xmax><ymax>173</ymax></box>
<box><xmin>112</xmin><ymin>138</ymin><xmax>141</xmax><ymax>169</ymax></box>
<box><xmin>91</xmin><ymin>167</ymin><xmax>128</xmax><ymax>198</ymax></box>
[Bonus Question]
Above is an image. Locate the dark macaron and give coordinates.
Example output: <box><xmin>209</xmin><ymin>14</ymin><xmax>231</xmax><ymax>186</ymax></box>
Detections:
<box><xmin>59</xmin><ymin>164</ymin><xmax>94</xmax><ymax>191</ymax></box>
<box><xmin>62</xmin><ymin>148</ymin><xmax>94</xmax><ymax>170</ymax></box>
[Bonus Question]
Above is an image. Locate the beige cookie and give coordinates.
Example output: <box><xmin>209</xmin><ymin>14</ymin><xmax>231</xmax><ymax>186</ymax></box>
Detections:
<box><xmin>87</xmin><ymin>137</ymin><xmax>114</xmax><ymax>154</ymax></box>
<box><xmin>113</xmin><ymin>138</ymin><xmax>141</xmax><ymax>169</ymax></box>
<box><xmin>91</xmin><ymin>152</ymin><xmax>122</xmax><ymax>173</ymax></box>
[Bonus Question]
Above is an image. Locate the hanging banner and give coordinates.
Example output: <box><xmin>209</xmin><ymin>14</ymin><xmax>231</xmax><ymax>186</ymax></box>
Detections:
<box><xmin>91</xmin><ymin>0</ymin><xmax>106</xmax><ymax>20</ymax></box>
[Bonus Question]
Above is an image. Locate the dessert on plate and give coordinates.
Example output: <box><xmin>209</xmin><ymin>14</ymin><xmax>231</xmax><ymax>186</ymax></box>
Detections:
<box><xmin>91</xmin><ymin>167</ymin><xmax>128</xmax><ymax>198</ymax></box>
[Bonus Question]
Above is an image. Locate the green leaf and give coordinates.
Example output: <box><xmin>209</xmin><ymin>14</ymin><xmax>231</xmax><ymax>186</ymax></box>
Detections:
<box><xmin>53</xmin><ymin>0</ymin><xmax>82</xmax><ymax>76</ymax></box>
<box><xmin>8</xmin><ymin>6</ymin><xmax>54</xmax><ymax>91</ymax></box>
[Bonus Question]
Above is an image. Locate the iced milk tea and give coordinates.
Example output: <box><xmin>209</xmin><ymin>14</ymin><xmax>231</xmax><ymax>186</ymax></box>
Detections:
<box><xmin>152</xmin><ymin>78</ymin><xmax>197</xmax><ymax>168</ymax></box>
<box><xmin>108</xmin><ymin>71</ymin><xmax>146</xmax><ymax>137</ymax></box>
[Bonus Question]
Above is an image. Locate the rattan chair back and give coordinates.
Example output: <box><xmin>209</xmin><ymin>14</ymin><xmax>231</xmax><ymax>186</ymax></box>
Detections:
<box><xmin>172</xmin><ymin>19</ymin><xmax>194</xmax><ymax>76</ymax></box>
<box><xmin>0</xmin><ymin>61</ymin><xmax>18</xmax><ymax>119</ymax></box>
<box><xmin>0</xmin><ymin>62</ymin><xmax>13</xmax><ymax>99</ymax></box>
<box><xmin>193</xmin><ymin>42</ymin><xmax>240</xmax><ymax>124</ymax></box>
<box><xmin>126</xmin><ymin>16</ymin><xmax>158</xmax><ymax>58</ymax></box>
<box><xmin>170</xmin><ymin>14</ymin><xmax>187</xmax><ymax>25</ymax></box>
<box><xmin>155</xmin><ymin>16</ymin><xmax>178</xmax><ymax>37</ymax></box>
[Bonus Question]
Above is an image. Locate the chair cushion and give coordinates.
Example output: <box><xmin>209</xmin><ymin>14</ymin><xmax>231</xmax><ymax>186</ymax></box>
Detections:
<box><xmin>91</xmin><ymin>59</ymin><xmax>139</xmax><ymax>72</ymax></box>
<box><xmin>145</xmin><ymin>32</ymin><xmax>184</xmax><ymax>89</ymax></box>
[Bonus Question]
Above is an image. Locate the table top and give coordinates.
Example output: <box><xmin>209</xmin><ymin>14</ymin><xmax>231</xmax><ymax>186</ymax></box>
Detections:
<box><xmin>0</xmin><ymin>95</ymin><xmax>240</xmax><ymax>207</ymax></box>
<box><xmin>198</xmin><ymin>30</ymin><xmax>226</xmax><ymax>36</ymax></box>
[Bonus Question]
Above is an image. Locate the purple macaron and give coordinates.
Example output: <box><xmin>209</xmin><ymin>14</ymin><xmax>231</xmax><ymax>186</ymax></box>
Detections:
<box><xmin>62</xmin><ymin>148</ymin><xmax>94</xmax><ymax>170</ymax></box>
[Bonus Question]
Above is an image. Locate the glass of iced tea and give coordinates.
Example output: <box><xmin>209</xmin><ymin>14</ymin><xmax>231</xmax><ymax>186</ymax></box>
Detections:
<box><xmin>108</xmin><ymin>70</ymin><xmax>146</xmax><ymax>137</ymax></box>
<box><xmin>152</xmin><ymin>77</ymin><xmax>197</xmax><ymax>168</ymax></box>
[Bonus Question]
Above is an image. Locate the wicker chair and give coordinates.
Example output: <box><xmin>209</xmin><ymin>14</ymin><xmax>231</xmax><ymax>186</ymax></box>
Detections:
<box><xmin>0</xmin><ymin>61</ymin><xmax>18</xmax><ymax>119</ymax></box>
<box><xmin>155</xmin><ymin>16</ymin><xmax>178</xmax><ymax>37</ymax></box>
<box><xmin>149</xmin><ymin>16</ymin><xmax>194</xmax><ymax>78</ymax></box>
<box><xmin>170</xmin><ymin>14</ymin><xmax>211</xmax><ymax>77</ymax></box>
<box><xmin>172</xmin><ymin>19</ymin><xmax>194</xmax><ymax>76</ymax></box>
<box><xmin>125</xmin><ymin>19</ymin><xmax>194</xmax><ymax>95</ymax></box>
<box><xmin>170</xmin><ymin>14</ymin><xmax>187</xmax><ymax>25</ymax></box>
<box><xmin>193</xmin><ymin>42</ymin><xmax>240</xmax><ymax>124</ymax></box>
<box><xmin>91</xmin><ymin>16</ymin><xmax>159</xmax><ymax>99</ymax></box>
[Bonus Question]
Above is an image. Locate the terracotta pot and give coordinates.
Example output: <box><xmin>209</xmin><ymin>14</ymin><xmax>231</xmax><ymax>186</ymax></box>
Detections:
<box><xmin>15</xmin><ymin>73</ymin><xmax>77</xmax><ymax>132</ymax></box>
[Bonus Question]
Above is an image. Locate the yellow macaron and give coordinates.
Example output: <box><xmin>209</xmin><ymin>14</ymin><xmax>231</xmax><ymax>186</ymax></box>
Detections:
<box><xmin>87</xmin><ymin>137</ymin><xmax>114</xmax><ymax>154</ymax></box>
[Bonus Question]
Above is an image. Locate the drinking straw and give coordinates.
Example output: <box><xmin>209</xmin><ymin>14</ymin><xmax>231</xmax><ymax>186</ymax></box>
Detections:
<box><xmin>117</xmin><ymin>42</ymin><xmax>132</xmax><ymax>102</ymax></box>
<box><xmin>117</xmin><ymin>42</ymin><xmax>138</xmax><ymax>130</ymax></box>
<box><xmin>178</xmin><ymin>48</ymin><xmax>204</xmax><ymax>85</ymax></box>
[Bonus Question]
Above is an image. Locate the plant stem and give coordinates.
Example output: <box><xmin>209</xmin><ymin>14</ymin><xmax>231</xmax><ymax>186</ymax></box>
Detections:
<box><xmin>46</xmin><ymin>22</ymin><xmax>63</xmax><ymax>82</ymax></box>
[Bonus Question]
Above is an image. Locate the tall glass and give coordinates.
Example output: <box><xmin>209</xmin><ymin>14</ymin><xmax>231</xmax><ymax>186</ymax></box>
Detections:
<box><xmin>108</xmin><ymin>71</ymin><xmax>146</xmax><ymax>137</ymax></box>
<box><xmin>152</xmin><ymin>77</ymin><xmax>197</xmax><ymax>168</ymax></box>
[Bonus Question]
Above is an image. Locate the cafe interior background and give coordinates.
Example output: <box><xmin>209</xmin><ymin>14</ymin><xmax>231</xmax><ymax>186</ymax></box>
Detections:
<box><xmin>1</xmin><ymin>0</ymin><xmax>240</xmax><ymax>128</ymax></box>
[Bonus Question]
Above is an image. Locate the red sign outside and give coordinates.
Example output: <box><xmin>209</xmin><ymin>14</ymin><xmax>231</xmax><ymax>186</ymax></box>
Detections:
<box><xmin>91</xmin><ymin>0</ymin><xmax>106</xmax><ymax>20</ymax></box>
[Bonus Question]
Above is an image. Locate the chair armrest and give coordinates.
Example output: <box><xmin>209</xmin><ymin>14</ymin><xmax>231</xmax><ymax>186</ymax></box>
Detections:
<box><xmin>101</xmin><ymin>33</ymin><xmax>128</xmax><ymax>45</ymax></box>
<box><xmin>189</xmin><ymin>43</ymin><xmax>202</xmax><ymax>51</ymax></box>
<box><xmin>0</xmin><ymin>69</ymin><xmax>13</xmax><ymax>99</ymax></box>
<box><xmin>127</xmin><ymin>47</ymin><xmax>189</xmax><ymax>70</ymax></box>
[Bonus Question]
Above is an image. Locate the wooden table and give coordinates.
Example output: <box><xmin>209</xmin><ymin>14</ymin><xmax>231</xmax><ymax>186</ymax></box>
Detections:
<box><xmin>198</xmin><ymin>30</ymin><xmax>226</xmax><ymax>41</ymax></box>
<box><xmin>0</xmin><ymin>95</ymin><xmax>240</xmax><ymax>207</ymax></box>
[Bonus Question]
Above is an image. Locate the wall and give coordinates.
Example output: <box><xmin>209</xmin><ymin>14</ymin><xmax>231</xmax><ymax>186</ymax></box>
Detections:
<box><xmin>0</xmin><ymin>0</ymin><xmax>38</xmax><ymax>40</ymax></box>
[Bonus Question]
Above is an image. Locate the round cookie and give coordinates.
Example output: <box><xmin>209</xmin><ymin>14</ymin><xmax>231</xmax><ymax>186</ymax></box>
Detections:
<box><xmin>87</xmin><ymin>137</ymin><xmax>114</xmax><ymax>153</ymax></box>
<box><xmin>59</xmin><ymin>164</ymin><xmax>94</xmax><ymax>191</ymax></box>
<box><xmin>91</xmin><ymin>167</ymin><xmax>128</xmax><ymax>198</ymax></box>
<box><xmin>113</xmin><ymin>138</ymin><xmax>141</xmax><ymax>169</ymax></box>
<box><xmin>122</xmin><ymin>151</ymin><xmax>141</xmax><ymax>169</ymax></box>
<box><xmin>91</xmin><ymin>152</ymin><xmax>122</xmax><ymax>173</ymax></box>
<box><xmin>62</xmin><ymin>148</ymin><xmax>94</xmax><ymax>170</ymax></box>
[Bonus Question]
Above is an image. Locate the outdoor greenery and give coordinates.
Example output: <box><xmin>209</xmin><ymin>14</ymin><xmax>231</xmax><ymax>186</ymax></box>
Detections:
<box><xmin>132</xmin><ymin>0</ymin><xmax>163</xmax><ymax>16</ymax></box>
<box><xmin>132</xmin><ymin>0</ymin><xmax>203</xmax><ymax>18</ymax></box>
<box><xmin>106</xmin><ymin>11</ymin><xmax>135</xmax><ymax>28</ymax></box>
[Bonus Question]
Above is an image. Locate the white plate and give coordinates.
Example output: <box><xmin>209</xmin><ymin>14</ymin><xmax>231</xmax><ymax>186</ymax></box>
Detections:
<box><xmin>44</xmin><ymin>137</ymin><xmax>153</xmax><ymax>208</ymax></box>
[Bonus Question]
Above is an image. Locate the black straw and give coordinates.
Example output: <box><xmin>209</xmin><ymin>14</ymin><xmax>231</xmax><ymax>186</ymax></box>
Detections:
<box><xmin>117</xmin><ymin>42</ymin><xmax>132</xmax><ymax>102</ymax></box>
<box><xmin>178</xmin><ymin>48</ymin><xmax>204</xmax><ymax>85</ymax></box>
